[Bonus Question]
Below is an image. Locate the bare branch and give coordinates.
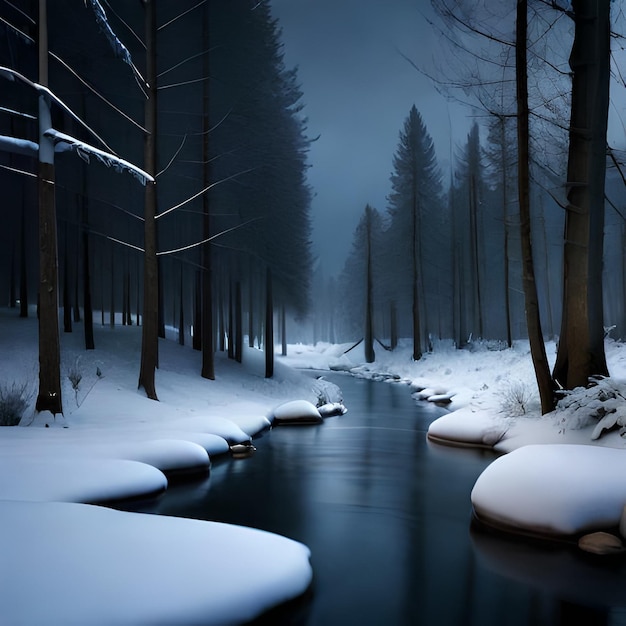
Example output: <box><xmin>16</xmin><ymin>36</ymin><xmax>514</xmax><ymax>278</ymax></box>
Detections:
<box><xmin>158</xmin><ymin>0</ymin><xmax>209</xmax><ymax>31</ymax></box>
<box><xmin>157</xmin><ymin>217</ymin><xmax>262</xmax><ymax>256</ymax></box>
<box><xmin>155</xmin><ymin>168</ymin><xmax>255</xmax><ymax>220</ymax></box>
<box><xmin>156</xmin><ymin>134</ymin><xmax>187</xmax><ymax>178</ymax></box>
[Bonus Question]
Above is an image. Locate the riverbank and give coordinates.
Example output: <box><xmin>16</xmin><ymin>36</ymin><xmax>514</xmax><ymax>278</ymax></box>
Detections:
<box><xmin>0</xmin><ymin>309</ymin><xmax>341</xmax><ymax>625</ymax></box>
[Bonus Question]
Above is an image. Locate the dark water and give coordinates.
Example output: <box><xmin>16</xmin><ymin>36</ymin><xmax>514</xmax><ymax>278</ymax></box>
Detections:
<box><xmin>132</xmin><ymin>373</ymin><xmax>626</xmax><ymax>626</ymax></box>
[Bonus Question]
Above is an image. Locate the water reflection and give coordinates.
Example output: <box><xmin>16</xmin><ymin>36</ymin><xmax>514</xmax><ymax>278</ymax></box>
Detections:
<box><xmin>128</xmin><ymin>373</ymin><xmax>626</xmax><ymax>625</ymax></box>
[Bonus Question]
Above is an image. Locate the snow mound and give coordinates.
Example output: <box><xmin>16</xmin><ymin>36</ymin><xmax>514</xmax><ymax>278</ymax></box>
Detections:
<box><xmin>0</xmin><ymin>457</ymin><xmax>167</xmax><ymax>504</ymax></box>
<box><xmin>270</xmin><ymin>400</ymin><xmax>323</xmax><ymax>425</ymax></box>
<box><xmin>471</xmin><ymin>444</ymin><xmax>626</xmax><ymax>536</ymax></box>
<box><xmin>427</xmin><ymin>406</ymin><xmax>509</xmax><ymax>448</ymax></box>
<box><xmin>0</xmin><ymin>500</ymin><xmax>313</xmax><ymax>626</ymax></box>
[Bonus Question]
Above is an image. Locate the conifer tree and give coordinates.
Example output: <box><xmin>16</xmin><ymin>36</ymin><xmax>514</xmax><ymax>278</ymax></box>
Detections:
<box><xmin>387</xmin><ymin>105</ymin><xmax>442</xmax><ymax>360</ymax></box>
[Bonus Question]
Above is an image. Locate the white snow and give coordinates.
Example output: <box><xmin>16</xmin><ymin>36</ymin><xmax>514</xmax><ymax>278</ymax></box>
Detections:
<box><xmin>270</xmin><ymin>399</ymin><xmax>323</xmax><ymax>424</ymax></box>
<box><xmin>0</xmin><ymin>309</ymin><xmax>339</xmax><ymax>625</ymax></box>
<box><xmin>0</xmin><ymin>500</ymin><xmax>312</xmax><ymax>626</ymax></box>
<box><xmin>470</xmin><ymin>444</ymin><xmax>626</xmax><ymax>536</ymax></box>
<box><xmin>4</xmin><ymin>310</ymin><xmax>626</xmax><ymax>624</ymax></box>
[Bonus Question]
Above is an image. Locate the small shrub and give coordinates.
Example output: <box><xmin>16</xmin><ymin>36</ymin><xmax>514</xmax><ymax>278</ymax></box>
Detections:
<box><xmin>500</xmin><ymin>380</ymin><xmax>533</xmax><ymax>417</ymax></box>
<box><xmin>0</xmin><ymin>381</ymin><xmax>30</xmax><ymax>426</ymax></box>
<box><xmin>67</xmin><ymin>358</ymin><xmax>83</xmax><ymax>391</ymax></box>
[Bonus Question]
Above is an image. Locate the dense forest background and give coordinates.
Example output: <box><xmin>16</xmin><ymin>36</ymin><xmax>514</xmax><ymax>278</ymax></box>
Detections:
<box><xmin>0</xmin><ymin>0</ymin><xmax>313</xmax><ymax>399</ymax></box>
<box><xmin>1</xmin><ymin>1</ymin><xmax>626</xmax><ymax>414</ymax></box>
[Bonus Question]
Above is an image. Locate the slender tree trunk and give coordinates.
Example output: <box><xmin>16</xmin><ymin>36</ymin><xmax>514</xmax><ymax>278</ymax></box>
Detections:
<box><xmin>178</xmin><ymin>266</ymin><xmax>184</xmax><ymax>346</ymax></box>
<box><xmin>365</xmin><ymin>207</ymin><xmax>375</xmax><ymax>363</ymax></box>
<box><xmin>235</xmin><ymin>281</ymin><xmax>242</xmax><ymax>363</ymax></box>
<box><xmin>499</xmin><ymin>116</ymin><xmax>513</xmax><ymax>348</ymax></box>
<box><xmin>469</xmin><ymin>174</ymin><xmax>483</xmax><ymax>338</ymax></box>
<box><xmin>553</xmin><ymin>0</ymin><xmax>610</xmax><ymax>389</ymax></box>
<box><xmin>19</xmin><ymin>197</ymin><xmax>28</xmax><ymax>318</ymax></box>
<box><xmin>411</xmin><ymin>192</ymin><xmax>422</xmax><ymax>360</ymax></box>
<box><xmin>9</xmin><ymin>244</ymin><xmax>16</xmax><ymax>308</ymax></box>
<box><xmin>138</xmin><ymin>0</ymin><xmax>159</xmax><ymax>400</ymax></box>
<box><xmin>63</xmin><ymin>224</ymin><xmax>72</xmax><ymax>332</ymax></box>
<box><xmin>35</xmin><ymin>0</ymin><xmax>62</xmax><ymax>414</ymax></box>
<box><xmin>200</xmin><ymin>9</ymin><xmax>215</xmax><ymax>379</ymax></box>
<box><xmin>109</xmin><ymin>246</ymin><xmax>115</xmax><ymax>328</ymax></box>
<box><xmin>390</xmin><ymin>300</ymin><xmax>398</xmax><ymax>350</ymax></box>
<box><xmin>73</xmin><ymin>227</ymin><xmax>81</xmax><ymax>323</ymax></box>
<box><xmin>248</xmin><ymin>262</ymin><xmax>256</xmax><ymax>348</ymax></box>
<box><xmin>281</xmin><ymin>303</ymin><xmax>287</xmax><ymax>357</ymax></box>
<box><xmin>227</xmin><ymin>279</ymin><xmax>234</xmax><ymax>360</ymax></box>
<box><xmin>193</xmin><ymin>270</ymin><xmax>201</xmax><ymax>351</ymax></box>
<box><xmin>265</xmin><ymin>267</ymin><xmax>274</xmax><ymax>378</ymax></box>
<box><xmin>82</xmin><ymin>199</ymin><xmax>94</xmax><ymax>349</ymax></box>
<box><xmin>516</xmin><ymin>0</ymin><xmax>554</xmax><ymax>413</ymax></box>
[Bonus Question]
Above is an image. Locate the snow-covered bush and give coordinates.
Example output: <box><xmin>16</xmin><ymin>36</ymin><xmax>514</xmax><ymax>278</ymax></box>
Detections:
<box><xmin>0</xmin><ymin>381</ymin><xmax>31</xmax><ymax>426</ymax></box>
<box><xmin>555</xmin><ymin>377</ymin><xmax>626</xmax><ymax>439</ymax></box>
<box><xmin>499</xmin><ymin>380</ymin><xmax>533</xmax><ymax>416</ymax></box>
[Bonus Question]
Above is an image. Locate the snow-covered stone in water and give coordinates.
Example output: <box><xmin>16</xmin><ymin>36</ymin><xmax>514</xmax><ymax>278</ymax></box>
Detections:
<box><xmin>578</xmin><ymin>532</ymin><xmax>625</xmax><ymax>555</ymax></box>
<box><xmin>270</xmin><ymin>400</ymin><xmax>323</xmax><ymax>425</ymax></box>
<box><xmin>317</xmin><ymin>402</ymin><xmax>347</xmax><ymax>417</ymax></box>
<box><xmin>472</xmin><ymin>445</ymin><xmax>626</xmax><ymax>536</ymax></box>
<box><xmin>118</xmin><ymin>439</ymin><xmax>210</xmax><ymax>478</ymax></box>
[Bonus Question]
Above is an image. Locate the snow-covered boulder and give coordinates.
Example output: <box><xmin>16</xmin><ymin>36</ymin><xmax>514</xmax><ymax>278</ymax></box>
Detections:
<box><xmin>270</xmin><ymin>400</ymin><xmax>323</xmax><ymax>425</ymax></box>
<box><xmin>472</xmin><ymin>444</ymin><xmax>626</xmax><ymax>536</ymax></box>
<box><xmin>427</xmin><ymin>407</ymin><xmax>508</xmax><ymax>448</ymax></box>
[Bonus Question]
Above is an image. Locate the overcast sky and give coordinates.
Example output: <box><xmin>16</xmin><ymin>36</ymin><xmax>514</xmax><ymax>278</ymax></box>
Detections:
<box><xmin>269</xmin><ymin>0</ymin><xmax>473</xmax><ymax>276</ymax></box>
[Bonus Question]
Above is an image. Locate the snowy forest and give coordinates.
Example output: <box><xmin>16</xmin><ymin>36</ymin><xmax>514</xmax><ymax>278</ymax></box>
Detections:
<box><xmin>1</xmin><ymin>0</ymin><xmax>626</xmax><ymax>416</ymax></box>
<box><xmin>0</xmin><ymin>0</ymin><xmax>314</xmax><ymax>411</ymax></box>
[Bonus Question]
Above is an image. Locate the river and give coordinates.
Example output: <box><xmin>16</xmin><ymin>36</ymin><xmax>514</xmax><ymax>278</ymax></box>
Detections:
<box><xmin>130</xmin><ymin>372</ymin><xmax>626</xmax><ymax>626</ymax></box>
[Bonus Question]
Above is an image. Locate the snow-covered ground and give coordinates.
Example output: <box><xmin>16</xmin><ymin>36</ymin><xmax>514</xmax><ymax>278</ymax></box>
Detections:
<box><xmin>0</xmin><ymin>308</ymin><xmax>342</xmax><ymax>625</ymax></box>
<box><xmin>3</xmin><ymin>308</ymin><xmax>626</xmax><ymax>624</ymax></box>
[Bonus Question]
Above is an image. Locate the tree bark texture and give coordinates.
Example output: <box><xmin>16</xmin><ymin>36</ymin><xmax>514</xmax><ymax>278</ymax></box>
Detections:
<box><xmin>553</xmin><ymin>0</ymin><xmax>610</xmax><ymax>389</ymax></box>
<box><xmin>138</xmin><ymin>0</ymin><xmax>159</xmax><ymax>400</ymax></box>
<box><xmin>516</xmin><ymin>0</ymin><xmax>555</xmax><ymax>413</ymax></box>
<box><xmin>265</xmin><ymin>267</ymin><xmax>274</xmax><ymax>378</ymax></box>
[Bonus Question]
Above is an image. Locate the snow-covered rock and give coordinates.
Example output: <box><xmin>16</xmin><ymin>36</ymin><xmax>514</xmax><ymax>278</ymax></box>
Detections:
<box><xmin>270</xmin><ymin>400</ymin><xmax>323</xmax><ymax>425</ymax></box>
<box><xmin>472</xmin><ymin>444</ymin><xmax>626</xmax><ymax>536</ymax></box>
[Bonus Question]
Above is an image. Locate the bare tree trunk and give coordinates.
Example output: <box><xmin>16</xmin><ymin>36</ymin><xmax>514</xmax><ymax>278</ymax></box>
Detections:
<box><xmin>138</xmin><ymin>0</ymin><xmax>159</xmax><ymax>400</ymax></box>
<box><xmin>35</xmin><ymin>0</ymin><xmax>62</xmax><ymax>415</ymax></box>
<box><xmin>109</xmin><ymin>246</ymin><xmax>115</xmax><ymax>328</ymax></box>
<box><xmin>178</xmin><ymin>266</ymin><xmax>184</xmax><ymax>346</ymax></box>
<box><xmin>9</xmin><ymin>244</ymin><xmax>16</xmax><ymax>308</ymax></box>
<box><xmin>19</xmin><ymin>197</ymin><xmax>28</xmax><ymax>318</ymax></box>
<box><xmin>516</xmin><ymin>0</ymin><xmax>554</xmax><ymax>413</ymax></box>
<box><xmin>412</xmin><ymin>190</ymin><xmax>422</xmax><ymax>360</ymax></box>
<box><xmin>553</xmin><ymin>0</ymin><xmax>610</xmax><ymax>389</ymax></box>
<box><xmin>265</xmin><ymin>266</ymin><xmax>274</xmax><ymax>378</ymax></box>
<box><xmin>390</xmin><ymin>300</ymin><xmax>398</xmax><ymax>350</ymax></box>
<box><xmin>193</xmin><ymin>270</ymin><xmax>201</xmax><ymax>351</ymax></box>
<box><xmin>281</xmin><ymin>303</ymin><xmax>287</xmax><ymax>357</ymax></box>
<box><xmin>63</xmin><ymin>224</ymin><xmax>72</xmax><ymax>332</ymax></box>
<box><xmin>200</xmin><ymin>8</ymin><xmax>215</xmax><ymax>379</ymax></box>
<box><xmin>235</xmin><ymin>281</ymin><xmax>242</xmax><ymax>363</ymax></box>
<box><xmin>365</xmin><ymin>207</ymin><xmax>375</xmax><ymax>363</ymax></box>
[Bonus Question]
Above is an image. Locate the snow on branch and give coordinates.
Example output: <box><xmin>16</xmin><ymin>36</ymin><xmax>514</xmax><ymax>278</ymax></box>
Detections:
<box><xmin>0</xmin><ymin>135</ymin><xmax>38</xmax><ymax>157</ymax></box>
<box><xmin>0</xmin><ymin>66</ymin><xmax>119</xmax><ymax>153</ymax></box>
<box><xmin>85</xmin><ymin>0</ymin><xmax>147</xmax><ymax>91</ymax></box>
<box><xmin>44</xmin><ymin>129</ymin><xmax>154</xmax><ymax>185</ymax></box>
